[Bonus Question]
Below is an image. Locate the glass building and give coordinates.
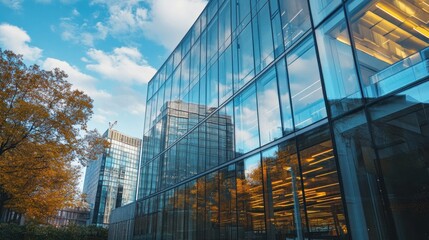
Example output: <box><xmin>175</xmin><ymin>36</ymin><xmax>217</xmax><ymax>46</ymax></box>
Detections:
<box><xmin>120</xmin><ymin>0</ymin><xmax>429</xmax><ymax>239</ymax></box>
<box><xmin>83</xmin><ymin>129</ymin><xmax>142</xmax><ymax>227</ymax></box>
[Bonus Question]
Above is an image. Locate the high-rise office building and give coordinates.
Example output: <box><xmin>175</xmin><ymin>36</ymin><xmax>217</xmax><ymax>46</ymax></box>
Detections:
<box><xmin>83</xmin><ymin>129</ymin><xmax>141</xmax><ymax>227</ymax></box>
<box><xmin>110</xmin><ymin>0</ymin><xmax>429</xmax><ymax>239</ymax></box>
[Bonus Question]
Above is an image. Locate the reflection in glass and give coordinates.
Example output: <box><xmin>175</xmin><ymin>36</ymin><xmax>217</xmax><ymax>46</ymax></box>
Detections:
<box><xmin>256</xmin><ymin>67</ymin><xmax>282</xmax><ymax>146</ymax></box>
<box><xmin>254</xmin><ymin>3</ymin><xmax>275</xmax><ymax>73</ymax></box>
<box><xmin>298</xmin><ymin>129</ymin><xmax>348</xmax><ymax>239</ymax></box>
<box><xmin>309</xmin><ymin>0</ymin><xmax>341</xmax><ymax>26</ymax></box>
<box><xmin>347</xmin><ymin>0</ymin><xmax>429</xmax><ymax>98</ymax></box>
<box><xmin>236</xmin><ymin>23</ymin><xmax>255</xmax><ymax>91</ymax></box>
<box><xmin>236</xmin><ymin>154</ymin><xmax>266</xmax><ymax>239</ymax></box>
<box><xmin>316</xmin><ymin>10</ymin><xmax>362</xmax><ymax>116</ymax></box>
<box><xmin>262</xmin><ymin>143</ymin><xmax>304</xmax><ymax>240</ymax></box>
<box><xmin>219</xmin><ymin>165</ymin><xmax>237</xmax><ymax>239</ymax></box>
<box><xmin>205</xmin><ymin>172</ymin><xmax>220</xmax><ymax>239</ymax></box>
<box><xmin>370</xmin><ymin>82</ymin><xmax>429</xmax><ymax>239</ymax></box>
<box><xmin>333</xmin><ymin>111</ymin><xmax>388</xmax><ymax>239</ymax></box>
<box><xmin>219</xmin><ymin>45</ymin><xmax>233</xmax><ymax>104</ymax></box>
<box><xmin>234</xmin><ymin>83</ymin><xmax>260</xmax><ymax>155</ymax></box>
<box><xmin>279</xmin><ymin>0</ymin><xmax>311</xmax><ymax>49</ymax></box>
<box><xmin>276</xmin><ymin>58</ymin><xmax>294</xmax><ymax>134</ymax></box>
<box><xmin>287</xmin><ymin>37</ymin><xmax>326</xmax><ymax>129</ymax></box>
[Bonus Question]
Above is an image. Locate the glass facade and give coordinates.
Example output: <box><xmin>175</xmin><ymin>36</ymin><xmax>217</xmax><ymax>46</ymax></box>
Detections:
<box><xmin>83</xmin><ymin>129</ymin><xmax>141</xmax><ymax>227</ymax></box>
<box><xmin>128</xmin><ymin>0</ymin><xmax>429</xmax><ymax>239</ymax></box>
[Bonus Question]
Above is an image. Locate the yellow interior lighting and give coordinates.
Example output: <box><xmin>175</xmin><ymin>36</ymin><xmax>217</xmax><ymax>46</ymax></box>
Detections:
<box><xmin>311</xmin><ymin>149</ymin><xmax>333</xmax><ymax>158</ymax></box>
<box><xmin>376</xmin><ymin>2</ymin><xmax>405</xmax><ymax>22</ymax></box>
<box><xmin>414</xmin><ymin>26</ymin><xmax>429</xmax><ymax>38</ymax></box>
<box><xmin>309</xmin><ymin>156</ymin><xmax>335</xmax><ymax>166</ymax></box>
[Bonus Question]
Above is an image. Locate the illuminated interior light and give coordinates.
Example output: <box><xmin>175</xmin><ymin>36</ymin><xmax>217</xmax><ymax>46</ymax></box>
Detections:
<box><xmin>305</xmin><ymin>183</ymin><xmax>339</xmax><ymax>191</ymax></box>
<box><xmin>309</xmin><ymin>156</ymin><xmax>335</xmax><ymax>166</ymax></box>
<box><xmin>311</xmin><ymin>149</ymin><xmax>333</xmax><ymax>158</ymax></box>
<box><xmin>376</xmin><ymin>3</ymin><xmax>405</xmax><ymax>22</ymax></box>
<box><xmin>315</xmin><ymin>171</ymin><xmax>337</xmax><ymax>178</ymax></box>
<box><xmin>336</xmin><ymin>36</ymin><xmax>351</xmax><ymax>45</ymax></box>
<box><xmin>414</xmin><ymin>26</ymin><xmax>429</xmax><ymax>38</ymax></box>
<box><xmin>302</xmin><ymin>167</ymin><xmax>323</xmax><ymax>175</ymax></box>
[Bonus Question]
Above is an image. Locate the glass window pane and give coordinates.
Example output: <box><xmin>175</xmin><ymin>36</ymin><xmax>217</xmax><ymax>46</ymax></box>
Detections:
<box><xmin>236</xmin><ymin>23</ymin><xmax>255</xmax><ymax>91</ymax></box>
<box><xmin>287</xmin><ymin>37</ymin><xmax>327</xmax><ymax>129</ymax></box>
<box><xmin>205</xmin><ymin>171</ymin><xmax>220</xmax><ymax>239</ymax></box>
<box><xmin>207</xmin><ymin>16</ymin><xmax>219</xmax><ymax>64</ymax></box>
<box><xmin>219</xmin><ymin>45</ymin><xmax>233</xmax><ymax>104</ymax></box>
<box><xmin>262</xmin><ymin>143</ymin><xmax>305</xmax><ymax>239</ymax></box>
<box><xmin>257</xmin><ymin>67</ymin><xmax>282</xmax><ymax>146</ymax></box>
<box><xmin>254</xmin><ymin>3</ymin><xmax>275</xmax><ymax>73</ymax></box>
<box><xmin>234</xmin><ymin>83</ymin><xmax>260</xmax><ymax>155</ymax></box>
<box><xmin>316</xmin><ymin>10</ymin><xmax>362</xmax><ymax>116</ymax></box>
<box><xmin>347</xmin><ymin>0</ymin><xmax>429</xmax><ymax>98</ymax></box>
<box><xmin>206</xmin><ymin>60</ymin><xmax>219</xmax><ymax>108</ymax></box>
<box><xmin>298</xmin><ymin>128</ymin><xmax>348</xmax><ymax>238</ymax></box>
<box><xmin>279</xmin><ymin>0</ymin><xmax>311</xmax><ymax>49</ymax></box>
<box><xmin>236</xmin><ymin>154</ymin><xmax>266</xmax><ymax>239</ymax></box>
<box><xmin>219</xmin><ymin>1</ymin><xmax>232</xmax><ymax>53</ymax></box>
<box><xmin>309</xmin><ymin>0</ymin><xmax>341</xmax><ymax>26</ymax></box>
<box><xmin>276</xmin><ymin>58</ymin><xmax>294</xmax><ymax>134</ymax></box>
<box><xmin>218</xmin><ymin>102</ymin><xmax>235</xmax><ymax>164</ymax></box>
<box><xmin>369</xmin><ymin>82</ymin><xmax>429</xmax><ymax>239</ymax></box>
<box><xmin>219</xmin><ymin>164</ymin><xmax>237</xmax><ymax>239</ymax></box>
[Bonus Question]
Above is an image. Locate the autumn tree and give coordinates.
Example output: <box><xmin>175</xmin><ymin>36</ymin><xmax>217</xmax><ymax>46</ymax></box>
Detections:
<box><xmin>0</xmin><ymin>49</ymin><xmax>107</xmax><ymax>222</ymax></box>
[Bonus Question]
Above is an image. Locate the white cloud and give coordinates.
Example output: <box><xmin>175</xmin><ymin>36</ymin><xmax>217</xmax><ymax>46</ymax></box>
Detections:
<box><xmin>72</xmin><ymin>8</ymin><xmax>80</xmax><ymax>16</ymax></box>
<box><xmin>60</xmin><ymin>20</ymin><xmax>107</xmax><ymax>47</ymax></box>
<box><xmin>141</xmin><ymin>0</ymin><xmax>207</xmax><ymax>49</ymax></box>
<box><xmin>0</xmin><ymin>0</ymin><xmax>22</xmax><ymax>9</ymax></box>
<box><xmin>88</xmin><ymin>0</ymin><xmax>207</xmax><ymax>50</ymax></box>
<box><xmin>85</xmin><ymin>47</ymin><xmax>156</xmax><ymax>84</ymax></box>
<box><xmin>0</xmin><ymin>23</ymin><xmax>42</xmax><ymax>61</ymax></box>
<box><xmin>42</xmin><ymin>57</ymin><xmax>111</xmax><ymax>99</ymax></box>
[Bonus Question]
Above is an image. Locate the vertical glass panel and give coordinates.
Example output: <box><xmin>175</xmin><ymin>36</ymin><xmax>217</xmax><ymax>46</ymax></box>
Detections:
<box><xmin>182</xmin><ymin>33</ymin><xmax>191</xmax><ymax>57</ymax></box>
<box><xmin>207</xmin><ymin>0</ymin><xmax>218</xmax><ymax>22</ymax></box>
<box><xmin>171</xmin><ymin>67</ymin><xmax>181</xmax><ymax>101</ymax></box>
<box><xmin>187</xmin><ymin>180</ymin><xmax>197</xmax><ymax>240</ymax></box>
<box><xmin>181</xmin><ymin>54</ymin><xmax>191</xmax><ymax>97</ymax></box>
<box><xmin>234</xmin><ymin>83</ymin><xmax>260</xmax><ymax>155</ymax></box>
<box><xmin>190</xmin><ymin>39</ymin><xmax>200</xmax><ymax>83</ymax></box>
<box><xmin>196</xmin><ymin>176</ymin><xmax>205</xmax><ymax>239</ymax></box>
<box><xmin>207</xmin><ymin>60</ymin><xmax>219</xmax><ymax>108</ymax></box>
<box><xmin>316</xmin><ymin>10</ymin><xmax>362</xmax><ymax>116</ymax></box>
<box><xmin>254</xmin><ymin>3</ymin><xmax>274</xmax><ymax>73</ymax></box>
<box><xmin>287</xmin><ymin>37</ymin><xmax>327</xmax><ymax>129</ymax></box>
<box><xmin>206</xmin><ymin>111</ymin><xmax>219</xmax><ymax>170</ymax></box>
<box><xmin>237</xmin><ymin>0</ymin><xmax>252</xmax><ymax>28</ymax></box>
<box><xmin>219</xmin><ymin>45</ymin><xmax>233</xmax><ymax>104</ymax></box>
<box><xmin>333</xmin><ymin>111</ymin><xmax>389</xmax><ymax>240</ymax></box>
<box><xmin>262</xmin><ymin>143</ymin><xmax>305</xmax><ymax>240</ymax></box>
<box><xmin>276</xmin><ymin>58</ymin><xmax>294</xmax><ymax>134</ymax></box>
<box><xmin>271</xmin><ymin>12</ymin><xmax>285</xmax><ymax>57</ymax></box>
<box><xmin>205</xmin><ymin>171</ymin><xmax>220</xmax><ymax>239</ymax></box>
<box><xmin>187</xmin><ymin>128</ymin><xmax>199</xmax><ymax>177</ymax></box>
<box><xmin>198</xmin><ymin>122</ymin><xmax>206</xmax><ymax>173</ymax></box>
<box><xmin>236</xmin><ymin>23</ymin><xmax>255</xmax><ymax>91</ymax></box>
<box><xmin>256</xmin><ymin>67</ymin><xmax>282</xmax><ymax>146</ymax></box>
<box><xmin>175</xmin><ymin>185</ymin><xmax>186</xmax><ymax>239</ymax></box>
<box><xmin>219</xmin><ymin>164</ymin><xmax>237</xmax><ymax>240</ymax></box>
<box><xmin>347</xmin><ymin>0</ymin><xmax>429</xmax><ymax>98</ymax></box>
<box><xmin>199</xmin><ymin>74</ymin><xmax>207</xmax><ymax>118</ymax></box>
<box><xmin>207</xmin><ymin>16</ymin><xmax>219</xmax><ymax>64</ymax></box>
<box><xmin>173</xmin><ymin>48</ymin><xmax>182</xmax><ymax>71</ymax></box>
<box><xmin>298</xmin><ymin>127</ymin><xmax>348</xmax><ymax>239</ymax></box>
<box><xmin>369</xmin><ymin>82</ymin><xmax>429</xmax><ymax>239</ymax></box>
<box><xmin>309</xmin><ymin>0</ymin><xmax>341</xmax><ymax>26</ymax></box>
<box><xmin>162</xmin><ymin>189</ymin><xmax>175</xmax><ymax>240</ymax></box>
<box><xmin>236</xmin><ymin>154</ymin><xmax>266</xmax><ymax>239</ymax></box>
<box><xmin>218</xmin><ymin>101</ymin><xmax>235</xmax><ymax>164</ymax></box>
<box><xmin>200</xmin><ymin>30</ymin><xmax>208</xmax><ymax>76</ymax></box>
<box><xmin>219</xmin><ymin>0</ymin><xmax>232</xmax><ymax>53</ymax></box>
<box><xmin>279</xmin><ymin>0</ymin><xmax>311</xmax><ymax>49</ymax></box>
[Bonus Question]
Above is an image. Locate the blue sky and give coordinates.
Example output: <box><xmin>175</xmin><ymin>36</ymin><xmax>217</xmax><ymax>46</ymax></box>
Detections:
<box><xmin>0</xmin><ymin>0</ymin><xmax>207</xmax><ymax>190</ymax></box>
<box><xmin>0</xmin><ymin>0</ymin><xmax>207</xmax><ymax>137</ymax></box>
